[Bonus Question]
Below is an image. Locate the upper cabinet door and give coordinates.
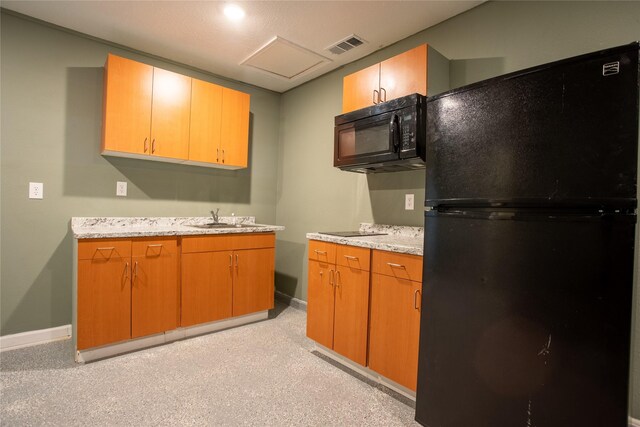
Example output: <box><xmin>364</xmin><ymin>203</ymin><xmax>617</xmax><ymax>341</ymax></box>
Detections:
<box><xmin>220</xmin><ymin>87</ymin><xmax>250</xmax><ymax>168</ymax></box>
<box><xmin>150</xmin><ymin>68</ymin><xmax>191</xmax><ymax>160</ymax></box>
<box><xmin>102</xmin><ymin>54</ymin><xmax>153</xmax><ymax>155</ymax></box>
<box><xmin>189</xmin><ymin>79</ymin><xmax>223</xmax><ymax>164</ymax></box>
<box><xmin>342</xmin><ymin>62</ymin><xmax>380</xmax><ymax>113</ymax></box>
<box><xmin>379</xmin><ymin>44</ymin><xmax>427</xmax><ymax>102</ymax></box>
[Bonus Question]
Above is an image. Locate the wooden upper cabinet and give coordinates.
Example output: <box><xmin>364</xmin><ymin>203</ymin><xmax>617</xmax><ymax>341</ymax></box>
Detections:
<box><xmin>150</xmin><ymin>68</ymin><xmax>191</xmax><ymax>160</ymax></box>
<box><xmin>102</xmin><ymin>54</ymin><xmax>153</xmax><ymax>155</ymax></box>
<box><xmin>102</xmin><ymin>53</ymin><xmax>250</xmax><ymax>169</ymax></box>
<box><xmin>220</xmin><ymin>87</ymin><xmax>250</xmax><ymax>168</ymax></box>
<box><xmin>189</xmin><ymin>83</ymin><xmax>250</xmax><ymax>168</ymax></box>
<box><xmin>342</xmin><ymin>43</ymin><xmax>447</xmax><ymax>114</ymax></box>
<box><xmin>379</xmin><ymin>44</ymin><xmax>427</xmax><ymax>103</ymax></box>
<box><xmin>189</xmin><ymin>79</ymin><xmax>223</xmax><ymax>164</ymax></box>
<box><xmin>342</xmin><ymin>62</ymin><xmax>380</xmax><ymax>114</ymax></box>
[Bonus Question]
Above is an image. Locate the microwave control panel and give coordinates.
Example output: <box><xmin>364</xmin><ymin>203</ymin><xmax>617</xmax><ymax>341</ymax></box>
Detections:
<box><xmin>400</xmin><ymin>110</ymin><xmax>417</xmax><ymax>150</ymax></box>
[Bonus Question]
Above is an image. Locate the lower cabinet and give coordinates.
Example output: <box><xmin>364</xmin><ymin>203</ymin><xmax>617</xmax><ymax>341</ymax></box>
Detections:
<box><xmin>181</xmin><ymin>233</ymin><xmax>275</xmax><ymax>326</ymax></box>
<box><xmin>77</xmin><ymin>232</ymin><xmax>276</xmax><ymax>352</ymax></box>
<box><xmin>131</xmin><ymin>238</ymin><xmax>179</xmax><ymax>338</ymax></box>
<box><xmin>369</xmin><ymin>251</ymin><xmax>423</xmax><ymax>391</ymax></box>
<box><xmin>306</xmin><ymin>241</ymin><xmax>370</xmax><ymax>366</ymax></box>
<box><xmin>77</xmin><ymin>237</ymin><xmax>178</xmax><ymax>350</ymax></box>
<box><xmin>306</xmin><ymin>240</ymin><xmax>423</xmax><ymax>391</ymax></box>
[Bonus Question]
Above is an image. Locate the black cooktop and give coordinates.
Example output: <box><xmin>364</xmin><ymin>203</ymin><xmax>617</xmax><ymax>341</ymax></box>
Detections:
<box><xmin>318</xmin><ymin>231</ymin><xmax>388</xmax><ymax>237</ymax></box>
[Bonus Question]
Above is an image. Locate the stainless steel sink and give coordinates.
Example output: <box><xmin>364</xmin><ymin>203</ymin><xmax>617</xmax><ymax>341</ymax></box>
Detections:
<box><xmin>188</xmin><ymin>223</ymin><xmax>263</xmax><ymax>229</ymax></box>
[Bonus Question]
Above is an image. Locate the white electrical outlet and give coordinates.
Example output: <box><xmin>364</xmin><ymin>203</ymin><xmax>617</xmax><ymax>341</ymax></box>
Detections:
<box><xmin>29</xmin><ymin>182</ymin><xmax>43</xmax><ymax>199</ymax></box>
<box><xmin>116</xmin><ymin>181</ymin><xmax>127</xmax><ymax>197</ymax></box>
<box><xmin>405</xmin><ymin>193</ymin><xmax>415</xmax><ymax>210</ymax></box>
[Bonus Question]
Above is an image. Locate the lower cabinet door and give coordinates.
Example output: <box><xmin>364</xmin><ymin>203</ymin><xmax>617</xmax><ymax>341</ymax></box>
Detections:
<box><xmin>181</xmin><ymin>251</ymin><xmax>233</xmax><ymax>327</ymax></box>
<box><xmin>369</xmin><ymin>273</ymin><xmax>422</xmax><ymax>391</ymax></box>
<box><xmin>131</xmin><ymin>241</ymin><xmax>178</xmax><ymax>338</ymax></box>
<box><xmin>333</xmin><ymin>266</ymin><xmax>370</xmax><ymax>366</ymax></box>
<box><xmin>306</xmin><ymin>260</ymin><xmax>335</xmax><ymax>349</ymax></box>
<box><xmin>77</xmin><ymin>256</ymin><xmax>131</xmax><ymax>350</ymax></box>
<box><xmin>232</xmin><ymin>248</ymin><xmax>275</xmax><ymax>316</ymax></box>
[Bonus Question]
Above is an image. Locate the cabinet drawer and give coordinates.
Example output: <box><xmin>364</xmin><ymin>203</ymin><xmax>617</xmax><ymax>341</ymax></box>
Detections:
<box><xmin>132</xmin><ymin>237</ymin><xmax>178</xmax><ymax>257</ymax></box>
<box><xmin>336</xmin><ymin>245</ymin><xmax>370</xmax><ymax>271</ymax></box>
<box><xmin>308</xmin><ymin>240</ymin><xmax>336</xmax><ymax>263</ymax></box>
<box><xmin>182</xmin><ymin>233</ymin><xmax>275</xmax><ymax>254</ymax></box>
<box><xmin>372</xmin><ymin>250</ymin><xmax>423</xmax><ymax>282</ymax></box>
<box><xmin>78</xmin><ymin>239</ymin><xmax>131</xmax><ymax>260</ymax></box>
<box><xmin>182</xmin><ymin>235</ymin><xmax>234</xmax><ymax>253</ymax></box>
<box><xmin>231</xmin><ymin>233</ymin><xmax>275</xmax><ymax>250</ymax></box>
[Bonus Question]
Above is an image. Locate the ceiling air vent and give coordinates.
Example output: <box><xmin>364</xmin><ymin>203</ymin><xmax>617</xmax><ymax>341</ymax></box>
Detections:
<box><xmin>327</xmin><ymin>35</ymin><xmax>366</xmax><ymax>55</ymax></box>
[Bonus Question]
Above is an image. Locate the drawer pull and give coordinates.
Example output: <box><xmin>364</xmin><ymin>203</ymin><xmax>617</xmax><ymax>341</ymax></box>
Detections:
<box><xmin>96</xmin><ymin>247</ymin><xmax>115</xmax><ymax>251</ymax></box>
<box><xmin>314</xmin><ymin>250</ymin><xmax>327</xmax><ymax>255</ymax></box>
<box><xmin>387</xmin><ymin>262</ymin><xmax>405</xmax><ymax>269</ymax></box>
<box><xmin>344</xmin><ymin>255</ymin><xmax>358</xmax><ymax>261</ymax></box>
<box><xmin>414</xmin><ymin>289</ymin><xmax>421</xmax><ymax>311</ymax></box>
<box><xmin>147</xmin><ymin>244</ymin><xmax>163</xmax><ymax>248</ymax></box>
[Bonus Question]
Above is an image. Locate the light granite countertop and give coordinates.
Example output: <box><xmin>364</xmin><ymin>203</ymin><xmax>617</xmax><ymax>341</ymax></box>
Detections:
<box><xmin>72</xmin><ymin>216</ymin><xmax>284</xmax><ymax>239</ymax></box>
<box><xmin>306</xmin><ymin>223</ymin><xmax>423</xmax><ymax>256</ymax></box>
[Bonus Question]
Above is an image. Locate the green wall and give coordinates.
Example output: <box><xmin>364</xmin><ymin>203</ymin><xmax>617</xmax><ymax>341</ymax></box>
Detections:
<box><xmin>2</xmin><ymin>0</ymin><xmax>640</xmax><ymax>418</ymax></box>
<box><xmin>0</xmin><ymin>12</ymin><xmax>281</xmax><ymax>336</ymax></box>
<box><xmin>275</xmin><ymin>0</ymin><xmax>640</xmax><ymax>417</ymax></box>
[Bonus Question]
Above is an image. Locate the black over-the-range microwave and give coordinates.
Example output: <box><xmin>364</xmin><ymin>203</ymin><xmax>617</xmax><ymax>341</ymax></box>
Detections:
<box><xmin>334</xmin><ymin>93</ymin><xmax>426</xmax><ymax>173</ymax></box>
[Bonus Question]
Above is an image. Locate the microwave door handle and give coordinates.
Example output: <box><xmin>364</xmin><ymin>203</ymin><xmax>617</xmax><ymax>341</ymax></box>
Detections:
<box><xmin>389</xmin><ymin>114</ymin><xmax>400</xmax><ymax>152</ymax></box>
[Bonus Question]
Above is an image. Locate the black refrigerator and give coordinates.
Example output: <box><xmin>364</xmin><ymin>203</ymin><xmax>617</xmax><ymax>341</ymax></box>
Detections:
<box><xmin>415</xmin><ymin>42</ymin><xmax>639</xmax><ymax>427</ymax></box>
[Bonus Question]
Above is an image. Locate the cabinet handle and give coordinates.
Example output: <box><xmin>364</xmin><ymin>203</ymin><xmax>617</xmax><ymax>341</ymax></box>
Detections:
<box><xmin>314</xmin><ymin>250</ymin><xmax>327</xmax><ymax>255</ymax></box>
<box><xmin>387</xmin><ymin>262</ymin><xmax>405</xmax><ymax>269</ymax></box>
<box><xmin>97</xmin><ymin>247</ymin><xmax>115</xmax><ymax>251</ymax></box>
<box><xmin>217</xmin><ymin>148</ymin><xmax>220</xmax><ymax>163</ymax></box>
<box><xmin>144</xmin><ymin>137</ymin><xmax>148</xmax><ymax>153</ymax></box>
<box><xmin>414</xmin><ymin>289</ymin><xmax>421</xmax><ymax>311</ymax></box>
<box><xmin>124</xmin><ymin>262</ymin><xmax>130</xmax><ymax>280</ymax></box>
<box><xmin>329</xmin><ymin>269</ymin><xmax>334</xmax><ymax>286</ymax></box>
<box><xmin>344</xmin><ymin>255</ymin><xmax>358</xmax><ymax>261</ymax></box>
<box><xmin>335</xmin><ymin>270</ymin><xmax>341</xmax><ymax>288</ymax></box>
<box><xmin>222</xmin><ymin>149</ymin><xmax>225</xmax><ymax>163</ymax></box>
<box><xmin>147</xmin><ymin>244</ymin><xmax>163</xmax><ymax>248</ymax></box>
<box><xmin>133</xmin><ymin>261</ymin><xmax>138</xmax><ymax>280</ymax></box>
<box><xmin>373</xmin><ymin>89</ymin><xmax>379</xmax><ymax>104</ymax></box>
<box><xmin>229</xmin><ymin>254</ymin><xmax>232</xmax><ymax>267</ymax></box>
<box><xmin>235</xmin><ymin>254</ymin><xmax>239</xmax><ymax>268</ymax></box>
<box><xmin>380</xmin><ymin>87</ymin><xmax>387</xmax><ymax>102</ymax></box>
<box><xmin>152</xmin><ymin>139</ymin><xmax>156</xmax><ymax>154</ymax></box>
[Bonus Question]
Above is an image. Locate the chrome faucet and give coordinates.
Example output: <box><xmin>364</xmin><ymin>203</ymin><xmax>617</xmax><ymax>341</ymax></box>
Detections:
<box><xmin>210</xmin><ymin>208</ymin><xmax>220</xmax><ymax>224</ymax></box>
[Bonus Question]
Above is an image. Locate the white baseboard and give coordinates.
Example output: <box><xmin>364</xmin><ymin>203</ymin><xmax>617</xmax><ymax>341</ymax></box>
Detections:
<box><xmin>630</xmin><ymin>416</ymin><xmax>640</xmax><ymax>427</ymax></box>
<box><xmin>0</xmin><ymin>324</ymin><xmax>71</xmax><ymax>351</ymax></box>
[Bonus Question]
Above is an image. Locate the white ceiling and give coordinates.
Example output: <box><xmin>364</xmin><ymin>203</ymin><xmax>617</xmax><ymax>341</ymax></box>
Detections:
<box><xmin>1</xmin><ymin>1</ymin><xmax>483</xmax><ymax>93</ymax></box>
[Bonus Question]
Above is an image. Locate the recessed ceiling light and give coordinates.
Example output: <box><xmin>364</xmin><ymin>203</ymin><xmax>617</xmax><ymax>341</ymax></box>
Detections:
<box><xmin>224</xmin><ymin>4</ymin><xmax>245</xmax><ymax>22</ymax></box>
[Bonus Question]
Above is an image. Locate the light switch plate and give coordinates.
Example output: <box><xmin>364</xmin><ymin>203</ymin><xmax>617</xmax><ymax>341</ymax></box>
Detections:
<box><xmin>405</xmin><ymin>193</ymin><xmax>414</xmax><ymax>210</ymax></box>
<box><xmin>29</xmin><ymin>182</ymin><xmax>43</xmax><ymax>199</ymax></box>
<box><xmin>116</xmin><ymin>181</ymin><xmax>127</xmax><ymax>197</ymax></box>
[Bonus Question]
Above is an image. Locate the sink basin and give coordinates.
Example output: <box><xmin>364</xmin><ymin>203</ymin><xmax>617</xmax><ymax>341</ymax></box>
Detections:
<box><xmin>188</xmin><ymin>223</ymin><xmax>263</xmax><ymax>229</ymax></box>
